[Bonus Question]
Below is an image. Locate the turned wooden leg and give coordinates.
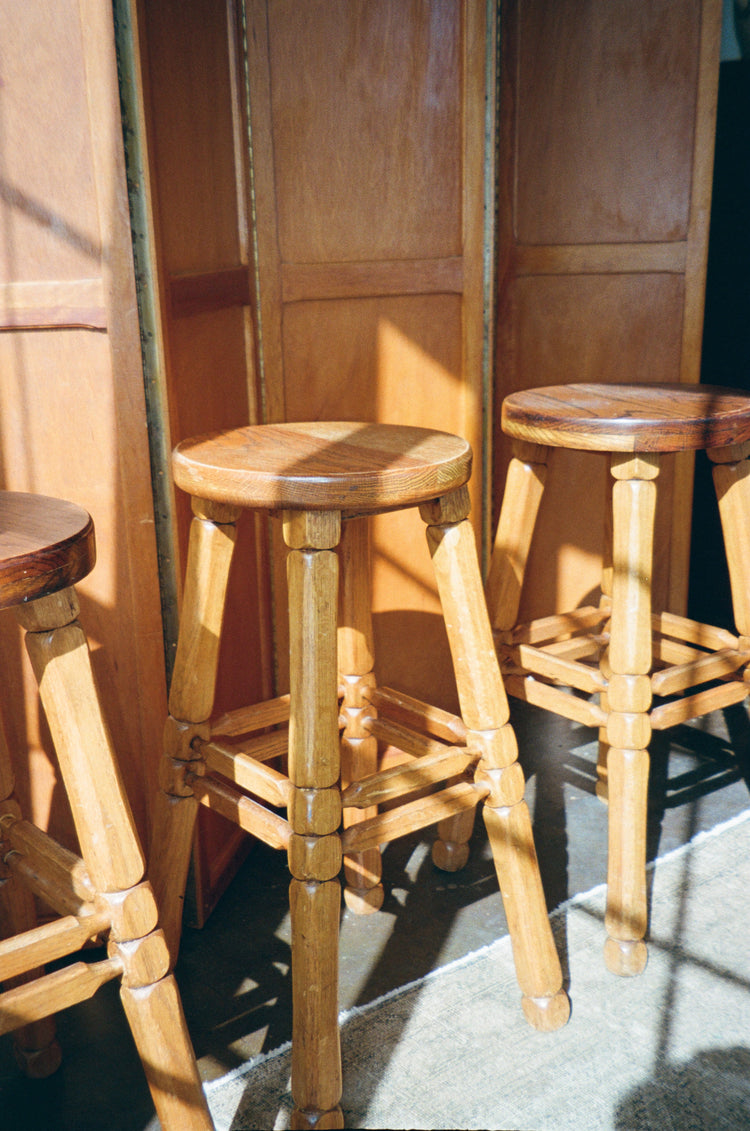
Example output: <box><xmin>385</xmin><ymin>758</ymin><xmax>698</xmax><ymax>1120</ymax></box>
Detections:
<box><xmin>337</xmin><ymin>517</ymin><xmax>384</xmax><ymax>914</ymax></box>
<box><xmin>150</xmin><ymin>497</ymin><xmax>240</xmax><ymax>962</ymax></box>
<box><xmin>709</xmin><ymin>442</ymin><xmax>750</xmax><ymax>638</ymax></box>
<box><xmin>284</xmin><ymin>511</ymin><xmax>344</xmax><ymax>1131</ymax></box>
<box><xmin>486</xmin><ymin>439</ymin><xmax>549</xmax><ymax>632</ymax></box>
<box><xmin>603</xmin><ymin>453</ymin><xmax>658</xmax><ymax>977</ymax></box>
<box><xmin>597</xmin><ymin>471</ymin><xmax>614</xmax><ymax>802</ymax></box>
<box><xmin>16</xmin><ymin>588</ymin><xmax>213</xmax><ymax>1129</ymax></box>
<box><xmin>422</xmin><ymin>487</ymin><xmax>569</xmax><ymax>1032</ymax></box>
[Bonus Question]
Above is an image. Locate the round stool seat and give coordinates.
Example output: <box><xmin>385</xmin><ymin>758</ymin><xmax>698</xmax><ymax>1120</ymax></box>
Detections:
<box><xmin>502</xmin><ymin>383</ymin><xmax>750</xmax><ymax>453</ymax></box>
<box><xmin>0</xmin><ymin>492</ymin><xmax>95</xmax><ymax>610</ymax></box>
<box><xmin>172</xmin><ymin>421</ymin><xmax>472</xmax><ymax>512</ymax></box>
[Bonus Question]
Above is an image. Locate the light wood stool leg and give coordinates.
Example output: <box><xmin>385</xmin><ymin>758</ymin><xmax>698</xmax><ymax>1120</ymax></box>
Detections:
<box><xmin>486</xmin><ymin>440</ymin><xmax>549</xmax><ymax>632</ymax></box>
<box><xmin>16</xmin><ymin>587</ymin><xmax>213</xmax><ymax>1129</ymax></box>
<box><xmin>709</xmin><ymin>442</ymin><xmax>750</xmax><ymax>638</ymax></box>
<box><xmin>150</xmin><ymin>497</ymin><xmax>240</xmax><ymax>961</ymax></box>
<box><xmin>603</xmin><ymin>454</ymin><xmax>658</xmax><ymax>977</ymax></box>
<box><xmin>338</xmin><ymin>517</ymin><xmax>384</xmax><ymax>914</ymax></box>
<box><xmin>422</xmin><ymin>487</ymin><xmax>569</xmax><ymax>1032</ymax></box>
<box><xmin>597</xmin><ymin>469</ymin><xmax>614</xmax><ymax>802</ymax></box>
<box><xmin>284</xmin><ymin>511</ymin><xmax>344</xmax><ymax>1130</ymax></box>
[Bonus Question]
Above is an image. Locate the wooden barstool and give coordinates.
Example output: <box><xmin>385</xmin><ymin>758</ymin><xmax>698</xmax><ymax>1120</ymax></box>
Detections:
<box><xmin>149</xmin><ymin>421</ymin><xmax>570</xmax><ymax>1130</ymax></box>
<box><xmin>487</xmin><ymin>383</ymin><xmax>750</xmax><ymax>977</ymax></box>
<box><xmin>0</xmin><ymin>492</ymin><xmax>212</xmax><ymax>1129</ymax></box>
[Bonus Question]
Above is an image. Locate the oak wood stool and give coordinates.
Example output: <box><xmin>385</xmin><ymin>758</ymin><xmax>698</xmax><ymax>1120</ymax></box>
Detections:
<box><xmin>150</xmin><ymin>421</ymin><xmax>570</xmax><ymax>1131</ymax></box>
<box><xmin>0</xmin><ymin>492</ymin><xmax>212</xmax><ymax>1130</ymax></box>
<box><xmin>487</xmin><ymin>382</ymin><xmax>750</xmax><ymax>978</ymax></box>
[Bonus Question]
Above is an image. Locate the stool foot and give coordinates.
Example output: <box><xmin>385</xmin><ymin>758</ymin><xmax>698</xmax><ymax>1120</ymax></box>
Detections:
<box><xmin>342</xmin><ymin>847</ymin><xmax>383</xmax><ymax>915</ymax></box>
<box><xmin>291</xmin><ymin>1106</ymin><xmax>345</xmax><ymax>1130</ymax></box>
<box><xmin>521</xmin><ymin>991</ymin><xmax>571</xmax><ymax>1032</ymax></box>
<box><xmin>13</xmin><ymin>1027</ymin><xmax>62</xmax><ymax>1079</ymax></box>
<box><xmin>343</xmin><ymin>884</ymin><xmax>384</xmax><ymax>914</ymax></box>
<box><xmin>432</xmin><ymin>807</ymin><xmax>474</xmax><ymax>872</ymax></box>
<box><xmin>431</xmin><ymin>839</ymin><xmax>470</xmax><ymax>872</ymax></box>
<box><xmin>604</xmin><ymin>936</ymin><xmax>648</xmax><ymax>977</ymax></box>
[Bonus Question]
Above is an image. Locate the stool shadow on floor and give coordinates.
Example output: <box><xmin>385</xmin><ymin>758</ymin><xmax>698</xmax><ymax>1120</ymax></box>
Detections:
<box><xmin>614</xmin><ymin>1047</ymin><xmax>750</xmax><ymax>1131</ymax></box>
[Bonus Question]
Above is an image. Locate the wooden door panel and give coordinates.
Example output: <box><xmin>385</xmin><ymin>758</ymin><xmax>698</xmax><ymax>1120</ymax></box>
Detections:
<box><xmin>282</xmin><ymin>296</ymin><xmax>463</xmax><ymax>426</ymax></box>
<box><xmin>515</xmin><ymin>0</ymin><xmax>701</xmax><ymax>246</ymax></box>
<box><xmin>495</xmin><ymin>0</ymin><xmax>721</xmax><ymax>618</ymax></box>
<box><xmin>250</xmin><ymin>0</ymin><xmax>490</xmax><ymax>711</ymax></box>
<box><xmin>136</xmin><ymin>0</ymin><xmax>273</xmax><ymax>922</ymax></box>
<box><xmin>266</xmin><ymin>0</ymin><xmax>462</xmax><ymax>264</ymax></box>
<box><xmin>0</xmin><ymin>0</ymin><xmax>167</xmax><ymax>848</ymax></box>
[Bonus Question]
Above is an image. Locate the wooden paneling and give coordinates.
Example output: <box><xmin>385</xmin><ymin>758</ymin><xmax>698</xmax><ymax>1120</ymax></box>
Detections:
<box><xmin>494</xmin><ymin>0</ymin><xmax>721</xmax><ymax>619</ymax></box>
<box><xmin>0</xmin><ymin>0</ymin><xmax>167</xmax><ymax>848</ymax></box>
<box><xmin>248</xmin><ymin>0</ymin><xmax>491</xmax><ymax>710</ymax></box>
<box><xmin>135</xmin><ymin>0</ymin><xmax>273</xmax><ymax>921</ymax></box>
<box><xmin>515</xmin><ymin>0</ymin><xmax>700</xmax><ymax>246</ymax></box>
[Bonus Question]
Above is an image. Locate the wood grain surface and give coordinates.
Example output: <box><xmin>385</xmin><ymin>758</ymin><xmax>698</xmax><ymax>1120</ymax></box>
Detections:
<box><xmin>173</xmin><ymin>422</ymin><xmax>472</xmax><ymax>511</ymax></box>
<box><xmin>0</xmin><ymin>494</ymin><xmax>94</xmax><ymax>610</ymax></box>
<box><xmin>502</xmin><ymin>384</ymin><xmax>750</xmax><ymax>453</ymax></box>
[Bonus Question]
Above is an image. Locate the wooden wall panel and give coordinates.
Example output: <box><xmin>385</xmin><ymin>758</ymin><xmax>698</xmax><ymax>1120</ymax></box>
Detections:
<box><xmin>136</xmin><ymin>0</ymin><xmax>273</xmax><ymax>921</ymax></box>
<box><xmin>515</xmin><ymin>0</ymin><xmax>701</xmax><ymax>246</ymax></box>
<box><xmin>266</xmin><ymin>0</ymin><xmax>462</xmax><ymax>264</ymax></box>
<box><xmin>0</xmin><ymin>0</ymin><xmax>167</xmax><ymax>847</ymax></box>
<box><xmin>494</xmin><ymin>0</ymin><xmax>721</xmax><ymax>619</ymax></box>
<box><xmin>249</xmin><ymin>0</ymin><xmax>491</xmax><ymax>709</ymax></box>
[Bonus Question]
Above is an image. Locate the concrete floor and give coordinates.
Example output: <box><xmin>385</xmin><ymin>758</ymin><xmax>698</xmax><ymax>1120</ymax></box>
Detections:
<box><xmin>2</xmin><ymin>701</ymin><xmax>750</xmax><ymax>1130</ymax></box>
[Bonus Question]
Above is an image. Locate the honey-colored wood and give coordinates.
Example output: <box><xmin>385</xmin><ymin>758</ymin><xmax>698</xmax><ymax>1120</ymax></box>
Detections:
<box><xmin>119</xmin><ymin>975</ymin><xmax>214</xmax><ymax>1131</ymax></box>
<box><xmin>500</xmin><ymin>644</ymin><xmax>607</xmax><ymax>695</ymax></box>
<box><xmin>155</xmin><ymin>423</ymin><xmax>574</xmax><ymax>1127</ymax></box>
<box><xmin>423</xmin><ymin>492</ymin><xmax>569</xmax><ymax>1027</ymax></box>
<box><xmin>494</xmin><ymin>0</ymin><xmax>722</xmax><ymax>619</ymax></box>
<box><xmin>338</xmin><ymin>518</ymin><xmax>384</xmax><ymax>914</ymax></box>
<box><xmin>341</xmin><ymin>782</ymin><xmax>488</xmax><ymax>855</ymax></box>
<box><xmin>502</xmin><ymin>674</ymin><xmax>607</xmax><ymax>730</ymax></box>
<box><xmin>210</xmin><ymin>695</ymin><xmax>291</xmax><ymax>737</ymax></box>
<box><xmin>289</xmin><ymin>879</ymin><xmax>343</xmax><ymax>1129</ymax></box>
<box><xmin>0</xmin><ymin>0</ymin><xmax>173</xmax><ymax>858</ymax></box>
<box><xmin>502</xmin><ymin>384</ymin><xmax>750</xmax><ymax>455</ymax></box>
<box><xmin>191</xmin><ymin>776</ymin><xmax>290</xmax><ymax>851</ymax></box>
<box><xmin>0</xmin><ymin>496</ymin><xmax>211</xmax><ymax>1126</ymax></box>
<box><xmin>711</xmin><ymin>452</ymin><xmax>750</xmax><ymax>635</ymax></box>
<box><xmin>202</xmin><ymin>742</ymin><xmax>292</xmax><ymax>809</ymax></box>
<box><xmin>284</xmin><ymin>511</ymin><xmax>343</xmax><ymax>1127</ymax></box>
<box><xmin>18</xmin><ymin>593</ymin><xmax>144</xmax><ymax>894</ymax></box>
<box><xmin>245</xmin><ymin>0</ymin><xmax>493</xmax><ymax>724</ymax></box>
<box><xmin>0</xmin><ymin>912</ymin><xmax>109</xmax><ymax>983</ymax></box>
<box><xmin>650</xmin><ymin>648</ymin><xmax>749</xmax><ymax>697</ymax></box>
<box><xmin>493</xmin><ymin>379</ymin><xmax>750</xmax><ymax>980</ymax></box>
<box><xmin>0</xmin><ymin>955</ymin><xmax>124</xmax><ymax>1036</ymax></box>
<box><xmin>603</xmin><ymin>453</ymin><xmax>657</xmax><ymax>974</ymax></box>
<box><xmin>655</xmin><ymin>609</ymin><xmax>738</xmax><ymax>650</ymax></box>
<box><xmin>650</xmin><ymin>681</ymin><xmax>750</xmax><ymax>731</ymax></box>
<box><xmin>486</xmin><ymin>446</ymin><xmax>548</xmax><ymax>632</ymax></box>
<box><xmin>151</xmin><ymin>501</ymin><xmax>240</xmax><ymax>955</ymax></box>
<box><xmin>369</xmin><ymin>687</ymin><xmax>467</xmax><ymax>744</ymax></box>
<box><xmin>503</xmin><ymin>605</ymin><xmax>609</xmax><ymax>646</ymax></box>
<box><xmin>0</xmin><ymin>801</ymin><xmax>62</xmax><ymax>1076</ymax></box>
<box><xmin>133</xmin><ymin>0</ymin><xmax>273</xmax><ymax>925</ymax></box>
<box><xmin>173</xmin><ymin>423</ymin><xmax>472</xmax><ymax>514</ymax></box>
<box><xmin>341</xmin><ymin>747</ymin><xmax>475</xmax><ymax>811</ymax></box>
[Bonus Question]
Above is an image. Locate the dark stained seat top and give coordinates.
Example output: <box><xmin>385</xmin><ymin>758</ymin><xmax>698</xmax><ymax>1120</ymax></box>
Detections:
<box><xmin>172</xmin><ymin>422</ymin><xmax>472</xmax><ymax>511</ymax></box>
<box><xmin>0</xmin><ymin>492</ymin><xmax>95</xmax><ymax>610</ymax></box>
<box><xmin>501</xmin><ymin>383</ymin><xmax>750</xmax><ymax>453</ymax></box>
